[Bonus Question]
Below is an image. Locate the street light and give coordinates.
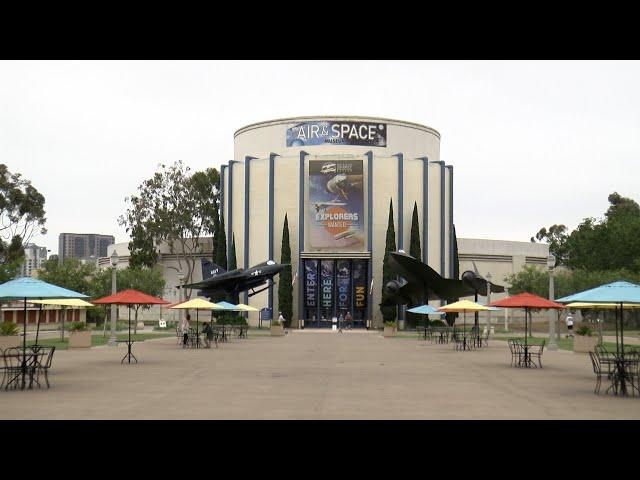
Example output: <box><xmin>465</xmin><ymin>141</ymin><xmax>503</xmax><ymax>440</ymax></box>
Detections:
<box><xmin>486</xmin><ymin>272</ymin><xmax>492</xmax><ymax>333</ymax></box>
<box><xmin>547</xmin><ymin>253</ymin><xmax>558</xmax><ymax>351</ymax></box>
<box><xmin>177</xmin><ymin>271</ymin><xmax>185</xmax><ymax>324</ymax></box>
<box><xmin>108</xmin><ymin>250</ymin><xmax>119</xmax><ymax>346</ymax></box>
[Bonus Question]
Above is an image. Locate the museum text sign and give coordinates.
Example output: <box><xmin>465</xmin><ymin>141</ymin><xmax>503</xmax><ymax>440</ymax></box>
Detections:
<box><xmin>287</xmin><ymin>121</ymin><xmax>386</xmax><ymax>147</ymax></box>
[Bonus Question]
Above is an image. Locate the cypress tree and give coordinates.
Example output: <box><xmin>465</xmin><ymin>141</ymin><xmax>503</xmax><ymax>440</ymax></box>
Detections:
<box><xmin>408</xmin><ymin>202</ymin><xmax>422</xmax><ymax>327</ymax></box>
<box><xmin>216</xmin><ymin>213</ymin><xmax>228</xmax><ymax>270</ymax></box>
<box><xmin>278</xmin><ymin>214</ymin><xmax>293</xmax><ymax>328</ymax></box>
<box><xmin>211</xmin><ymin>201</ymin><xmax>220</xmax><ymax>263</ymax></box>
<box><xmin>229</xmin><ymin>234</ymin><xmax>237</xmax><ymax>270</ymax></box>
<box><xmin>381</xmin><ymin>199</ymin><xmax>397</xmax><ymax>323</ymax></box>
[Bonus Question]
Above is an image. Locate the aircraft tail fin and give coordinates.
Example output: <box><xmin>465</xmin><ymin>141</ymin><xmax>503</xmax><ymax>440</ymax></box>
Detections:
<box><xmin>201</xmin><ymin>258</ymin><xmax>226</xmax><ymax>279</ymax></box>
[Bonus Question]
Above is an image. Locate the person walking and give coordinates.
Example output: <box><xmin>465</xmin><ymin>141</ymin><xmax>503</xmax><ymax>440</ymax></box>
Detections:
<box><xmin>202</xmin><ymin>321</ymin><xmax>213</xmax><ymax>348</ymax></box>
<box><xmin>181</xmin><ymin>314</ymin><xmax>191</xmax><ymax>348</ymax></box>
<box><xmin>565</xmin><ymin>312</ymin><xmax>574</xmax><ymax>338</ymax></box>
<box><xmin>345</xmin><ymin>311</ymin><xmax>353</xmax><ymax>330</ymax></box>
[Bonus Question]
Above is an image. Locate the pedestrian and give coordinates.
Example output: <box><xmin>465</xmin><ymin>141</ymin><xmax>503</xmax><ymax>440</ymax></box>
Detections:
<box><xmin>202</xmin><ymin>321</ymin><xmax>213</xmax><ymax>348</ymax></box>
<box><xmin>338</xmin><ymin>312</ymin><xmax>344</xmax><ymax>332</ymax></box>
<box><xmin>565</xmin><ymin>312</ymin><xmax>574</xmax><ymax>338</ymax></box>
<box><xmin>345</xmin><ymin>311</ymin><xmax>353</xmax><ymax>329</ymax></box>
<box><xmin>278</xmin><ymin>311</ymin><xmax>285</xmax><ymax>326</ymax></box>
<box><xmin>181</xmin><ymin>314</ymin><xmax>191</xmax><ymax>348</ymax></box>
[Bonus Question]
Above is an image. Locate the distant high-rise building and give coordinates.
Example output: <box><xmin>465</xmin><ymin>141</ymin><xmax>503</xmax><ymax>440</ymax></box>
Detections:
<box><xmin>20</xmin><ymin>243</ymin><xmax>49</xmax><ymax>277</ymax></box>
<box><xmin>58</xmin><ymin>233</ymin><xmax>115</xmax><ymax>262</ymax></box>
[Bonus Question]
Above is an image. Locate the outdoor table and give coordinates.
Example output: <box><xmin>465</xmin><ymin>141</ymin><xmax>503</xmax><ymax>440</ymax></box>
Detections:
<box><xmin>454</xmin><ymin>332</ymin><xmax>474</xmax><ymax>351</ymax></box>
<box><xmin>2</xmin><ymin>350</ymin><xmax>46</xmax><ymax>390</ymax></box>
<box><xmin>187</xmin><ymin>331</ymin><xmax>204</xmax><ymax>348</ymax></box>
<box><xmin>605</xmin><ymin>354</ymin><xmax>639</xmax><ymax>396</ymax></box>
<box><xmin>517</xmin><ymin>345</ymin><xmax>535</xmax><ymax>368</ymax></box>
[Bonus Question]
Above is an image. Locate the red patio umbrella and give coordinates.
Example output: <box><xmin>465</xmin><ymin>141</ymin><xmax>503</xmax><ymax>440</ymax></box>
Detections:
<box><xmin>489</xmin><ymin>292</ymin><xmax>565</xmax><ymax>348</ymax></box>
<box><xmin>93</xmin><ymin>289</ymin><xmax>169</xmax><ymax>364</ymax></box>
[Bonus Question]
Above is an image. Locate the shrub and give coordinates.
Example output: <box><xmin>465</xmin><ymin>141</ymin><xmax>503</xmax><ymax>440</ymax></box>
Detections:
<box><xmin>0</xmin><ymin>321</ymin><xmax>19</xmax><ymax>336</ymax></box>
<box><xmin>575</xmin><ymin>325</ymin><xmax>593</xmax><ymax>336</ymax></box>
<box><xmin>429</xmin><ymin>319</ymin><xmax>446</xmax><ymax>327</ymax></box>
<box><xmin>68</xmin><ymin>322</ymin><xmax>88</xmax><ymax>332</ymax></box>
<box><xmin>384</xmin><ymin>321</ymin><xmax>397</xmax><ymax>328</ymax></box>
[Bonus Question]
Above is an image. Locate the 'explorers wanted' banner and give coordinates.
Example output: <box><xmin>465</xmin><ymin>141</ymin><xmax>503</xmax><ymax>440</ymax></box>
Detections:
<box><xmin>308</xmin><ymin>159</ymin><xmax>364</xmax><ymax>250</ymax></box>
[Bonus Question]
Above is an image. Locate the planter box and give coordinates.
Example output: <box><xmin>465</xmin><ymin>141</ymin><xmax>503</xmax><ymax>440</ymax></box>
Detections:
<box><xmin>573</xmin><ymin>335</ymin><xmax>598</xmax><ymax>353</ymax></box>
<box><xmin>383</xmin><ymin>326</ymin><xmax>396</xmax><ymax>337</ymax></box>
<box><xmin>0</xmin><ymin>335</ymin><xmax>20</xmax><ymax>349</ymax></box>
<box><xmin>271</xmin><ymin>325</ymin><xmax>285</xmax><ymax>337</ymax></box>
<box><xmin>69</xmin><ymin>330</ymin><xmax>92</xmax><ymax>348</ymax></box>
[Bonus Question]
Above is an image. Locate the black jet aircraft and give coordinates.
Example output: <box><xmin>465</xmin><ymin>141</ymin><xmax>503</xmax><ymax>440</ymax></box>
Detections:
<box><xmin>382</xmin><ymin>250</ymin><xmax>504</xmax><ymax>306</ymax></box>
<box><xmin>179</xmin><ymin>258</ymin><xmax>287</xmax><ymax>304</ymax></box>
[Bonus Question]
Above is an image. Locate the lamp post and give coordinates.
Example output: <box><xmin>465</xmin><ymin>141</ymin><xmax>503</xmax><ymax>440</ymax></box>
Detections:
<box><xmin>547</xmin><ymin>253</ymin><xmax>557</xmax><ymax>351</ymax></box>
<box><xmin>108</xmin><ymin>250</ymin><xmax>119</xmax><ymax>346</ymax></box>
<box><xmin>486</xmin><ymin>272</ymin><xmax>492</xmax><ymax>333</ymax></box>
<box><xmin>177</xmin><ymin>271</ymin><xmax>185</xmax><ymax>324</ymax></box>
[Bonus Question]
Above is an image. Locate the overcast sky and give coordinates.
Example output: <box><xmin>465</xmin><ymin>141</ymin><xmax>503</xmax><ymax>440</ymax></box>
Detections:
<box><xmin>2</xmin><ymin>60</ymin><xmax>639</xmax><ymax>255</ymax></box>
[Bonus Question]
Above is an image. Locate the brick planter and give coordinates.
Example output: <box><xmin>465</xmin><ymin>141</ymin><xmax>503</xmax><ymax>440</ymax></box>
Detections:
<box><xmin>271</xmin><ymin>325</ymin><xmax>285</xmax><ymax>337</ymax></box>
<box><xmin>0</xmin><ymin>336</ymin><xmax>20</xmax><ymax>349</ymax></box>
<box><xmin>383</xmin><ymin>326</ymin><xmax>396</xmax><ymax>337</ymax></box>
<box><xmin>69</xmin><ymin>330</ymin><xmax>92</xmax><ymax>348</ymax></box>
<box><xmin>573</xmin><ymin>335</ymin><xmax>598</xmax><ymax>353</ymax></box>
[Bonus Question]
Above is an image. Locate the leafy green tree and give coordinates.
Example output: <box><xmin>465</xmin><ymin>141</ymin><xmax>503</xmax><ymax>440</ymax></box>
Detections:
<box><xmin>381</xmin><ymin>199</ymin><xmax>397</xmax><ymax>323</ymax></box>
<box><xmin>407</xmin><ymin>202</ymin><xmax>422</xmax><ymax>327</ymax></box>
<box><xmin>531</xmin><ymin>224</ymin><xmax>569</xmax><ymax>265</ymax></box>
<box><xmin>119</xmin><ymin>161</ymin><xmax>219</xmax><ymax>298</ymax></box>
<box><xmin>278</xmin><ymin>214</ymin><xmax>293</xmax><ymax>327</ymax></box>
<box><xmin>90</xmin><ymin>266</ymin><xmax>165</xmax><ymax>334</ymax></box>
<box><xmin>37</xmin><ymin>258</ymin><xmax>95</xmax><ymax>294</ymax></box>
<box><xmin>0</xmin><ymin>164</ymin><xmax>47</xmax><ymax>280</ymax></box>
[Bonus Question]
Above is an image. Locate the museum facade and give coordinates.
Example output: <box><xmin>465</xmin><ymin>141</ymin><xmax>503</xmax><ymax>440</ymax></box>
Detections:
<box><xmin>222</xmin><ymin>116</ymin><xmax>454</xmax><ymax>328</ymax></box>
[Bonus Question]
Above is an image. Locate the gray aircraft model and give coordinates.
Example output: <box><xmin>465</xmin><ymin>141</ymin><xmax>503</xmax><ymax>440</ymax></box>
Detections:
<box><xmin>382</xmin><ymin>250</ymin><xmax>504</xmax><ymax>306</ymax></box>
<box><xmin>179</xmin><ymin>258</ymin><xmax>287</xmax><ymax>304</ymax></box>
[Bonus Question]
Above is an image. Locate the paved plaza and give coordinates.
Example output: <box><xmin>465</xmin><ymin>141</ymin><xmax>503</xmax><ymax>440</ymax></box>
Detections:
<box><xmin>2</xmin><ymin>330</ymin><xmax>639</xmax><ymax>419</ymax></box>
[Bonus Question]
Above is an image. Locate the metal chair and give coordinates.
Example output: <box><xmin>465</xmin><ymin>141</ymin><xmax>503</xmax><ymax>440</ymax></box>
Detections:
<box><xmin>529</xmin><ymin>340</ymin><xmax>545</xmax><ymax>368</ymax></box>
<box><xmin>589</xmin><ymin>351</ymin><xmax>605</xmax><ymax>394</ymax></box>
<box><xmin>33</xmin><ymin>346</ymin><xmax>55</xmax><ymax>388</ymax></box>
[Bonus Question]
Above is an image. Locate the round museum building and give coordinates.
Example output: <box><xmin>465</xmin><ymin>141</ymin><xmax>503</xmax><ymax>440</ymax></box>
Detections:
<box><xmin>221</xmin><ymin>116</ymin><xmax>454</xmax><ymax>328</ymax></box>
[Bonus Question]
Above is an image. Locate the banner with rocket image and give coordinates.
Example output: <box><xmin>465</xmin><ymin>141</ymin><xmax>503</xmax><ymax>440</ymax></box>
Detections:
<box><xmin>308</xmin><ymin>159</ymin><xmax>364</xmax><ymax>250</ymax></box>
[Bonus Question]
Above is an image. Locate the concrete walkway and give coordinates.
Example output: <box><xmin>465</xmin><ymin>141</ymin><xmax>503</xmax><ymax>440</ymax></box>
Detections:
<box><xmin>2</xmin><ymin>330</ymin><xmax>639</xmax><ymax>419</ymax></box>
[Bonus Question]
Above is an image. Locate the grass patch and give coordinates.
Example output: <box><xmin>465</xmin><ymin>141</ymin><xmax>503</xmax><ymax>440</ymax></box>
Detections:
<box><xmin>491</xmin><ymin>335</ymin><xmax>636</xmax><ymax>352</ymax></box>
<box><xmin>26</xmin><ymin>333</ymin><xmax>174</xmax><ymax>350</ymax></box>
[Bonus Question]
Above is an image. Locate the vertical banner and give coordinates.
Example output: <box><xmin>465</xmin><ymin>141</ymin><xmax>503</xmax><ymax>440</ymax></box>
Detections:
<box><xmin>352</xmin><ymin>260</ymin><xmax>367</xmax><ymax>311</ymax></box>
<box><xmin>336</xmin><ymin>260</ymin><xmax>351</xmax><ymax>313</ymax></box>
<box><xmin>304</xmin><ymin>260</ymin><xmax>318</xmax><ymax>309</ymax></box>
<box><xmin>320</xmin><ymin>260</ymin><xmax>334</xmax><ymax>314</ymax></box>
<box><xmin>308</xmin><ymin>160</ymin><xmax>364</xmax><ymax>250</ymax></box>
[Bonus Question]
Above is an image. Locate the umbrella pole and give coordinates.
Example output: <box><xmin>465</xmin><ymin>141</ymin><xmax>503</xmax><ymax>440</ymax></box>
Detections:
<box><xmin>35</xmin><ymin>303</ymin><xmax>43</xmax><ymax>345</ymax></box>
<box><xmin>128</xmin><ymin>306</ymin><xmax>132</xmax><ymax>363</ymax></box>
<box><xmin>619</xmin><ymin>302</ymin><xmax>624</xmax><ymax>357</ymax></box>
<box><xmin>196</xmin><ymin>309</ymin><xmax>199</xmax><ymax>348</ymax></box>
<box><xmin>22</xmin><ymin>296</ymin><xmax>27</xmax><ymax>389</ymax></box>
<box><xmin>615</xmin><ymin>304</ymin><xmax>619</xmax><ymax>355</ymax></box>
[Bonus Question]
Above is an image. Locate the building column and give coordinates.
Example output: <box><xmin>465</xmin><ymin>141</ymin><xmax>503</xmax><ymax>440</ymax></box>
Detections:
<box><xmin>268</xmin><ymin>153</ymin><xmax>279</xmax><ymax>313</ymax></box>
<box><xmin>297</xmin><ymin>151</ymin><xmax>308</xmax><ymax>326</ymax></box>
<box><xmin>393</xmin><ymin>153</ymin><xmax>404</xmax><ymax>324</ymax></box>
<box><xmin>417</xmin><ymin>157</ymin><xmax>429</xmax><ymax>265</ymax></box>
<box><xmin>446</xmin><ymin>165</ymin><xmax>454</xmax><ymax>279</ymax></box>
<box><xmin>365</xmin><ymin>151</ymin><xmax>374</xmax><ymax>326</ymax></box>
<box><xmin>243</xmin><ymin>156</ymin><xmax>257</xmax><ymax>306</ymax></box>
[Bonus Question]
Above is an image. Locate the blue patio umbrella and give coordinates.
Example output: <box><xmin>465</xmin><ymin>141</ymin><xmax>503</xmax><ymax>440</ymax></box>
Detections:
<box><xmin>557</xmin><ymin>281</ymin><xmax>640</xmax><ymax>356</ymax></box>
<box><xmin>214</xmin><ymin>301</ymin><xmax>240</xmax><ymax>310</ymax></box>
<box><xmin>0</xmin><ymin>277</ymin><xmax>88</xmax><ymax>389</ymax></box>
<box><xmin>407</xmin><ymin>304</ymin><xmax>446</xmax><ymax>315</ymax></box>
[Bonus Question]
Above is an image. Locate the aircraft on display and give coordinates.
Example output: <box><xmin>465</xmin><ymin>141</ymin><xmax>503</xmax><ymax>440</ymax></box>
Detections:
<box><xmin>325</xmin><ymin>174</ymin><xmax>363</xmax><ymax>200</ymax></box>
<box><xmin>333</xmin><ymin>228</ymin><xmax>358</xmax><ymax>241</ymax></box>
<box><xmin>381</xmin><ymin>250</ymin><xmax>504</xmax><ymax>307</ymax></box>
<box><xmin>313</xmin><ymin>201</ymin><xmax>347</xmax><ymax>213</ymax></box>
<box><xmin>179</xmin><ymin>258</ymin><xmax>287</xmax><ymax>304</ymax></box>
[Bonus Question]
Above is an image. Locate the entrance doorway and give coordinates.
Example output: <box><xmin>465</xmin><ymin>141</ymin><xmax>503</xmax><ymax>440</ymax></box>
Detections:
<box><xmin>302</xmin><ymin>258</ymin><xmax>368</xmax><ymax>328</ymax></box>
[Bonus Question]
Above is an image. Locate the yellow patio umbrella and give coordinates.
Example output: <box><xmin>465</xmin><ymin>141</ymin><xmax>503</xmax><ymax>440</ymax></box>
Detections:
<box><xmin>30</xmin><ymin>298</ymin><xmax>96</xmax><ymax>343</ymax></box>
<box><xmin>171</xmin><ymin>298</ymin><xmax>224</xmax><ymax>346</ymax></box>
<box><xmin>566</xmin><ymin>302</ymin><xmax>640</xmax><ymax>309</ymax></box>
<box><xmin>234</xmin><ymin>303</ymin><xmax>258</xmax><ymax>312</ymax></box>
<box><xmin>438</xmin><ymin>300</ymin><xmax>490</xmax><ymax>343</ymax></box>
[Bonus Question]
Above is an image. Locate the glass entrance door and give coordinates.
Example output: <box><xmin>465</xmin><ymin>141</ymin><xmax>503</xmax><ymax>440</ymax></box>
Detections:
<box><xmin>302</xmin><ymin>258</ymin><xmax>368</xmax><ymax>328</ymax></box>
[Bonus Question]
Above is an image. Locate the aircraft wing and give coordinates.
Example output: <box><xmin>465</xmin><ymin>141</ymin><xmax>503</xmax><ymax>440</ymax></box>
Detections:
<box><xmin>387</xmin><ymin>251</ymin><xmax>474</xmax><ymax>301</ymax></box>
<box><xmin>181</xmin><ymin>270</ymin><xmax>242</xmax><ymax>290</ymax></box>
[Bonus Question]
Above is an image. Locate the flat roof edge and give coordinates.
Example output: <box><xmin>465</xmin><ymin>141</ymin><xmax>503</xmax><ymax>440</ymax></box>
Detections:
<box><xmin>234</xmin><ymin>116</ymin><xmax>441</xmax><ymax>139</ymax></box>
